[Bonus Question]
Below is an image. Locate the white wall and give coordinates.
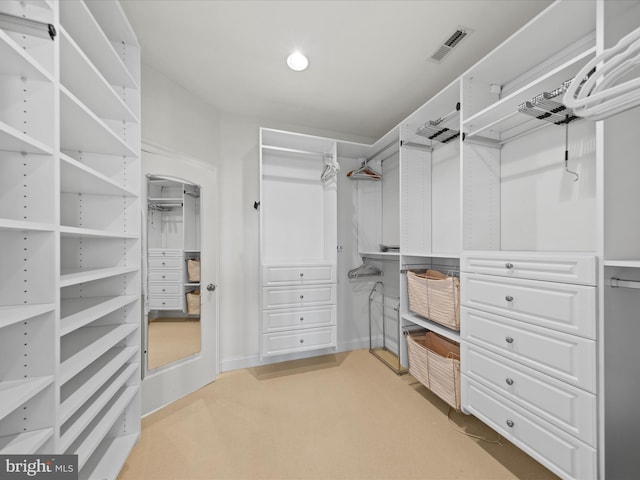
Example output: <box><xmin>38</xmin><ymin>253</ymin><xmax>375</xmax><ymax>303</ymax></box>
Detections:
<box><xmin>141</xmin><ymin>64</ymin><xmax>377</xmax><ymax>372</ymax></box>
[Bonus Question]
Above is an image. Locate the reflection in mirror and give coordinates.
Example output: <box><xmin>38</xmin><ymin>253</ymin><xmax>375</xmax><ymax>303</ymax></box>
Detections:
<box><xmin>146</xmin><ymin>175</ymin><xmax>201</xmax><ymax>369</ymax></box>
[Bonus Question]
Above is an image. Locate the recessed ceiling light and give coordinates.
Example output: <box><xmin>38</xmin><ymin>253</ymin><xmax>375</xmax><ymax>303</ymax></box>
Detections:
<box><xmin>287</xmin><ymin>51</ymin><xmax>308</xmax><ymax>71</ymax></box>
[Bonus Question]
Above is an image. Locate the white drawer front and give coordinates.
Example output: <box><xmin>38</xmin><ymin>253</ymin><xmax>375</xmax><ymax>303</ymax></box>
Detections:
<box><xmin>149</xmin><ymin>270</ymin><xmax>182</xmax><ymax>282</ymax></box>
<box><xmin>263</xmin><ymin>305</ymin><xmax>336</xmax><ymax>333</ymax></box>
<box><xmin>262</xmin><ymin>326</ymin><xmax>336</xmax><ymax>356</ymax></box>
<box><xmin>148</xmin><ymin>256</ymin><xmax>183</xmax><ymax>269</ymax></box>
<box><xmin>462</xmin><ymin>378</ymin><xmax>596</xmax><ymax>480</ymax></box>
<box><xmin>461</xmin><ymin>252</ymin><xmax>596</xmax><ymax>285</ymax></box>
<box><xmin>462</xmin><ymin>343</ymin><xmax>596</xmax><ymax>446</ymax></box>
<box><xmin>263</xmin><ymin>284</ymin><xmax>336</xmax><ymax>309</ymax></box>
<box><xmin>149</xmin><ymin>296</ymin><xmax>183</xmax><ymax>310</ymax></box>
<box><xmin>263</xmin><ymin>264</ymin><xmax>336</xmax><ymax>286</ymax></box>
<box><xmin>461</xmin><ymin>273</ymin><xmax>596</xmax><ymax>339</ymax></box>
<box><xmin>149</xmin><ymin>283</ymin><xmax>182</xmax><ymax>295</ymax></box>
<box><xmin>461</xmin><ymin>307</ymin><xmax>596</xmax><ymax>392</ymax></box>
<box><xmin>149</xmin><ymin>249</ymin><xmax>183</xmax><ymax>257</ymax></box>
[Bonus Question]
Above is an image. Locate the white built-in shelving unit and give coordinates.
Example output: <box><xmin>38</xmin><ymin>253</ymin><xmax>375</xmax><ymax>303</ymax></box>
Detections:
<box><xmin>0</xmin><ymin>1</ymin><xmax>141</xmax><ymax>478</ymax></box>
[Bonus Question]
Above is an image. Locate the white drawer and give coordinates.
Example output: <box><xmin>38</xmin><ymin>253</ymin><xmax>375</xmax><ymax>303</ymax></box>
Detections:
<box><xmin>461</xmin><ymin>273</ymin><xmax>596</xmax><ymax>339</ymax></box>
<box><xmin>149</xmin><ymin>296</ymin><xmax>183</xmax><ymax>310</ymax></box>
<box><xmin>263</xmin><ymin>305</ymin><xmax>336</xmax><ymax>333</ymax></box>
<box><xmin>461</xmin><ymin>307</ymin><xmax>596</xmax><ymax>392</ymax></box>
<box><xmin>149</xmin><ymin>270</ymin><xmax>182</xmax><ymax>282</ymax></box>
<box><xmin>262</xmin><ymin>326</ymin><xmax>336</xmax><ymax>356</ymax></box>
<box><xmin>148</xmin><ymin>249</ymin><xmax>182</xmax><ymax>257</ymax></box>
<box><xmin>462</xmin><ymin>343</ymin><xmax>596</xmax><ymax>447</ymax></box>
<box><xmin>462</xmin><ymin>378</ymin><xmax>596</xmax><ymax>480</ymax></box>
<box><xmin>263</xmin><ymin>284</ymin><xmax>336</xmax><ymax>309</ymax></box>
<box><xmin>263</xmin><ymin>264</ymin><xmax>336</xmax><ymax>286</ymax></box>
<box><xmin>461</xmin><ymin>252</ymin><xmax>596</xmax><ymax>285</ymax></box>
<box><xmin>149</xmin><ymin>283</ymin><xmax>182</xmax><ymax>295</ymax></box>
<box><xmin>148</xmin><ymin>256</ymin><xmax>183</xmax><ymax>269</ymax></box>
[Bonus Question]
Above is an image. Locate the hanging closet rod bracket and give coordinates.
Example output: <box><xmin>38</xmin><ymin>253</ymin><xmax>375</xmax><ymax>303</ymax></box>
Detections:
<box><xmin>461</xmin><ymin>133</ymin><xmax>502</xmax><ymax>149</ymax></box>
<box><xmin>610</xmin><ymin>277</ymin><xmax>640</xmax><ymax>289</ymax></box>
<box><xmin>401</xmin><ymin>141</ymin><xmax>433</xmax><ymax>152</ymax></box>
<box><xmin>0</xmin><ymin>12</ymin><xmax>56</xmax><ymax>40</ymax></box>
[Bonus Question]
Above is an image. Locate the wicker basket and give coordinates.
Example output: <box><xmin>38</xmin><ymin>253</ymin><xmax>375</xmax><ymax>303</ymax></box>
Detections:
<box><xmin>407</xmin><ymin>270</ymin><xmax>460</xmax><ymax>330</ymax></box>
<box><xmin>406</xmin><ymin>331</ymin><xmax>461</xmax><ymax>410</ymax></box>
<box><xmin>187</xmin><ymin>258</ymin><xmax>201</xmax><ymax>282</ymax></box>
<box><xmin>186</xmin><ymin>290</ymin><xmax>200</xmax><ymax>315</ymax></box>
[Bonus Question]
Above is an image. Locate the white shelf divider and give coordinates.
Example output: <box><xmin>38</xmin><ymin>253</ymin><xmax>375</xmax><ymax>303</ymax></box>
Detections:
<box><xmin>0</xmin><ymin>428</ymin><xmax>54</xmax><ymax>454</ymax></box>
<box><xmin>60</xmin><ymin>324</ymin><xmax>137</xmax><ymax>384</ymax></box>
<box><xmin>402</xmin><ymin>312</ymin><xmax>461</xmax><ymax>343</ymax></box>
<box><xmin>60</xmin><ymin>346</ymin><xmax>137</xmax><ymax>424</ymax></box>
<box><xmin>60</xmin><ymin>266</ymin><xmax>138</xmax><ymax>288</ymax></box>
<box><xmin>0</xmin><ymin>303</ymin><xmax>55</xmax><ymax>330</ymax></box>
<box><xmin>0</xmin><ymin>376</ymin><xmax>54</xmax><ymax>423</ymax></box>
<box><xmin>60</xmin><ymin>363</ymin><xmax>137</xmax><ymax>452</ymax></box>
<box><xmin>61</xmin><ymin>295</ymin><xmax>138</xmax><ymax>336</ymax></box>
<box><xmin>60</xmin><ymin>153</ymin><xmax>137</xmax><ymax>197</ymax></box>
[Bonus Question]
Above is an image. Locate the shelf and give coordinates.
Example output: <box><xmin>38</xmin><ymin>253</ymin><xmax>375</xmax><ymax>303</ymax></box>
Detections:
<box><xmin>59</xmin><ymin>27</ymin><xmax>137</xmax><ymax>123</ymax></box>
<box><xmin>402</xmin><ymin>312</ymin><xmax>460</xmax><ymax>343</ymax></box>
<box><xmin>85</xmin><ymin>0</ymin><xmax>138</xmax><ymax>47</ymax></box>
<box><xmin>59</xmin><ymin>0</ymin><xmax>137</xmax><ymax>89</ymax></box>
<box><xmin>0</xmin><ymin>28</ymin><xmax>53</xmax><ymax>81</ymax></box>
<box><xmin>0</xmin><ymin>120</ymin><xmax>54</xmax><ymax>155</ymax></box>
<box><xmin>463</xmin><ymin>47</ymin><xmax>595</xmax><ymax>143</ymax></box>
<box><xmin>79</xmin><ymin>432</ymin><xmax>138</xmax><ymax>480</ymax></box>
<box><xmin>61</xmin><ymin>295</ymin><xmax>138</xmax><ymax>336</ymax></box>
<box><xmin>68</xmin><ymin>385</ymin><xmax>138</xmax><ymax>470</ymax></box>
<box><xmin>402</xmin><ymin>252</ymin><xmax>461</xmax><ymax>259</ymax></box>
<box><xmin>0</xmin><ymin>303</ymin><xmax>55</xmax><ymax>330</ymax></box>
<box><xmin>60</xmin><ymin>226</ymin><xmax>138</xmax><ymax>240</ymax></box>
<box><xmin>184</xmin><ymin>283</ymin><xmax>200</xmax><ymax>287</ymax></box>
<box><xmin>604</xmin><ymin>260</ymin><xmax>640</xmax><ymax>269</ymax></box>
<box><xmin>60</xmin><ymin>363</ymin><xmax>137</xmax><ymax>451</ymax></box>
<box><xmin>0</xmin><ymin>428</ymin><xmax>53</xmax><ymax>454</ymax></box>
<box><xmin>0</xmin><ymin>376</ymin><xmax>53</xmax><ymax>422</ymax></box>
<box><xmin>60</xmin><ymin>266</ymin><xmax>138</xmax><ymax>288</ymax></box>
<box><xmin>0</xmin><ymin>218</ymin><xmax>54</xmax><ymax>232</ymax></box>
<box><xmin>60</xmin><ymin>86</ymin><xmax>136</xmax><ymax>157</ymax></box>
<box><xmin>147</xmin><ymin>197</ymin><xmax>183</xmax><ymax>204</ymax></box>
<box><xmin>60</xmin><ymin>153</ymin><xmax>137</xmax><ymax>197</ymax></box>
<box><xmin>359</xmin><ymin>251</ymin><xmax>400</xmax><ymax>258</ymax></box>
<box><xmin>60</xmin><ymin>346</ymin><xmax>137</xmax><ymax>424</ymax></box>
<box><xmin>60</xmin><ymin>323</ymin><xmax>137</xmax><ymax>384</ymax></box>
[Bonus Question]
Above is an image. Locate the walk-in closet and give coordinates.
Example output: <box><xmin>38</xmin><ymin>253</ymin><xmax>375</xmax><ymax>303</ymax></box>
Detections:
<box><xmin>2</xmin><ymin>1</ymin><xmax>640</xmax><ymax>479</ymax></box>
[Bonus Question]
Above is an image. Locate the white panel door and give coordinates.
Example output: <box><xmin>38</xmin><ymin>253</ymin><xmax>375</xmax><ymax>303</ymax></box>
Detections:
<box><xmin>141</xmin><ymin>145</ymin><xmax>219</xmax><ymax>415</ymax></box>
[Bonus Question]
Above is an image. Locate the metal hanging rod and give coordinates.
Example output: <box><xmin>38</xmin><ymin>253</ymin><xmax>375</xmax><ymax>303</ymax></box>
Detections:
<box><xmin>0</xmin><ymin>12</ymin><xmax>56</xmax><ymax>40</ymax></box>
<box><xmin>610</xmin><ymin>277</ymin><xmax>640</xmax><ymax>289</ymax></box>
<box><xmin>366</xmin><ymin>138</ymin><xmax>398</xmax><ymax>163</ymax></box>
<box><xmin>262</xmin><ymin>145</ymin><xmax>333</xmax><ymax>159</ymax></box>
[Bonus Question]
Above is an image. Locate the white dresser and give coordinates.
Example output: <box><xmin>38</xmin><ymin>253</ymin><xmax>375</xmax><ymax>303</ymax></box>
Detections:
<box><xmin>460</xmin><ymin>252</ymin><xmax>597</xmax><ymax>480</ymax></box>
<box><xmin>148</xmin><ymin>249</ymin><xmax>184</xmax><ymax>311</ymax></box>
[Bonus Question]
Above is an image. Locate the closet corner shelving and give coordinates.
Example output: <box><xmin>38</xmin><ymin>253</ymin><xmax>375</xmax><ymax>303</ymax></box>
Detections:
<box><xmin>0</xmin><ymin>1</ymin><xmax>141</xmax><ymax>477</ymax></box>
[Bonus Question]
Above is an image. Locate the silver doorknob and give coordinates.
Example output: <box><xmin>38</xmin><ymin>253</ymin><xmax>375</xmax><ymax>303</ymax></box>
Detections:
<box><xmin>207</xmin><ymin>284</ymin><xmax>216</xmax><ymax>291</ymax></box>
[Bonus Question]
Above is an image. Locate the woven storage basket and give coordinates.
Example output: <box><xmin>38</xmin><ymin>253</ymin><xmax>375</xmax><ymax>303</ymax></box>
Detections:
<box><xmin>407</xmin><ymin>270</ymin><xmax>460</xmax><ymax>330</ymax></box>
<box><xmin>406</xmin><ymin>331</ymin><xmax>461</xmax><ymax>410</ymax></box>
<box><xmin>186</xmin><ymin>290</ymin><xmax>200</xmax><ymax>315</ymax></box>
<box><xmin>187</xmin><ymin>258</ymin><xmax>201</xmax><ymax>282</ymax></box>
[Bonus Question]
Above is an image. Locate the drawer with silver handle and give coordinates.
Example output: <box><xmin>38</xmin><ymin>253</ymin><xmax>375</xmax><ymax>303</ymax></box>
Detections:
<box><xmin>462</xmin><ymin>343</ymin><xmax>596</xmax><ymax>446</ymax></box>
<box><xmin>462</xmin><ymin>377</ymin><xmax>596</xmax><ymax>480</ymax></box>
<box><xmin>148</xmin><ymin>256</ymin><xmax>182</xmax><ymax>269</ymax></box>
<box><xmin>461</xmin><ymin>307</ymin><xmax>596</xmax><ymax>392</ymax></box>
<box><xmin>262</xmin><ymin>326</ymin><xmax>336</xmax><ymax>356</ymax></box>
<box><xmin>148</xmin><ymin>270</ymin><xmax>182</xmax><ymax>282</ymax></box>
<box><xmin>263</xmin><ymin>264</ymin><xmax>336</xmax><ymax>286</ymax></box>
<box><xmin>262</xmin><ymin>305</ymin><xmax>336</xmax><ymax>333</ymax></box>
<box><xmin>148</xmin><ymin>296</ymin><xmax>183</xmax><ymax>310</ymax></box>
<box><xmin>148</xmin><ymin>249</ymin><xmax>182</xmax><ymax>258</ymax></box>
<box><xmin>461</xmin><ymin>252</ymin><xmax>596</xmax><ymax>285</ymax></box>
<box><xmin>149</xmin><ymin>283</ymin><xmax>182</xmax><ymax>295</ymax></box>
<box><xmin>461</xmin><ymin>273</ymin><xmax>596</xmax><ymax>339</ymax></box>
<box><xmin>262</xmin><ymin>284</ymin><xmax>336</xmax><ymax>309</ymax></box>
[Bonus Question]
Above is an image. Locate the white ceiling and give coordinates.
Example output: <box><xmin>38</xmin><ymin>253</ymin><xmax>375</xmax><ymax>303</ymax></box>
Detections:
<box><xmin>121</xmin><ymin>0</ymin><xmax>552</xmax><ymax>141</ymax></box>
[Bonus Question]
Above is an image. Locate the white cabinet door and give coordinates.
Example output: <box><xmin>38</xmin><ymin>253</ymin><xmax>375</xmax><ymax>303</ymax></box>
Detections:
<box><xmin>461</xmin><ymin>307</ymin><xmax>596</xmax><ymax>392</ymax></box>
<box><xmin>461</xmin><ymin>252</ymin><xmax>596</xmax><ymax>285</ymax></box>
<box><xmin>461</xmin><ymin>273</ymin><xmax>596</xmax><ymax>339</ymax></box>
<box><xmin>462</xmin><ymin>378</ymin><xmax>597</xmax><ymax>480</ymax></box>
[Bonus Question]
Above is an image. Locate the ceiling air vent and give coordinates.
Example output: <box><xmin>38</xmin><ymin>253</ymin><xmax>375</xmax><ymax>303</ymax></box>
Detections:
<box><xmin>428</xmin><ymin>26</ymin><xmax>472</xmax><ymax>64</ymax></box>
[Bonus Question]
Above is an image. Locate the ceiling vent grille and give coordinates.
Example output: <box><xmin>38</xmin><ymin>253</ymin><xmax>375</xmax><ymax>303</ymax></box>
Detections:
<box><xmin>428</xmin><ymin>26</ymin><xmax>472</xmax><ymax>63</ymax></box>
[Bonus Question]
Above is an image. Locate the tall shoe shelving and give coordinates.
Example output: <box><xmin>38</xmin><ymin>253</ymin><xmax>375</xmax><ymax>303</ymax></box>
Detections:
<box><xmin>0</xmin><ymin>1</ymin><xmax>141</xmax><ymax>478</ymax></box>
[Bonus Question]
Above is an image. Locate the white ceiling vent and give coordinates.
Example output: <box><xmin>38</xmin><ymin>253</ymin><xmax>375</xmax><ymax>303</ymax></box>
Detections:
<box><xmin>428</xmin><ymin>26</ymin><xmax>473</xmax><ymax>64</ymax></box>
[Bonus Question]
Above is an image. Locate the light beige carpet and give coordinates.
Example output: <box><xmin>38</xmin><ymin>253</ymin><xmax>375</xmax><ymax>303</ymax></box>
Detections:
<box><xmin>147</xmin><ymin>318</ymin><xmax>201</xmax><ymax>369</ymax></box>
<box><xmin>119</xmin><ymin>350</ymin><xmax>559</xmax><ymax>480</ymax></box>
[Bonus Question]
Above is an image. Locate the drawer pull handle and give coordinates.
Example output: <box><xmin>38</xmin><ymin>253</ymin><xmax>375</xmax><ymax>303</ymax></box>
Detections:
<box><xmin>161</xmin><ymin>262</ymin><xmax>166</xmax><ymax>266</ymax></box>
<box><xmin>300</xmin><ymin>317</ymin><xmax>304</xmax><ymax>321</ymax></box>
<box><xmin>505</xmin><ymin>263</ymin><xmax>514</xmax><ymax>269</ymax></box>
<box><xmin>505</xmin><ymin>336</ymin><xmax>514</xmax><ymax>344</ymax></box>
<box><xmin>506</xmin><ymin>419</ymin><xmax>515</xmax><ymax>428</ymax></box>
<box><xmin>162</xmin><ymin>289</ymin><xmax>166</xmax><ymax>292</ymax></box>
<box><xmin>300</xmin><ymin>273</ymin><xmax>304</xmax><ymax>277</ymax></box>
<box><xmin>162</xmin><ymin>275</ymin><xmax>166</xmax><ymax>279</ymax></box>
<box><xmin>505</xmin><ymin>378</ymin><xmax>514</xmax><ymax>386</ymax></box>
<box><xmin>505</xmin><ymin>295</ymin><xmax>514</xmax><ymax>302</ymax></box>
<box><xmin>300</xmin><ymin>295</ymin><xmax>304</xmax><ymax>299</ymax></box>
<box><xmin>300</xmin><ymin>339</ymin><xmax>304</xmax><ymax>344</ymax></box>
